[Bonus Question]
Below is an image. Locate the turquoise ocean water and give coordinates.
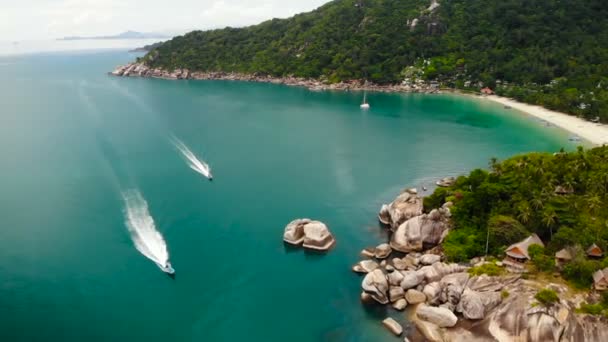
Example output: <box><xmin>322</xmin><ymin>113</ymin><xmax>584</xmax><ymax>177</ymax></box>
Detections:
<box><xmin>0</xmin><ymin>50</ymin><xmax>577</xmax><ymax>341</ymax></box>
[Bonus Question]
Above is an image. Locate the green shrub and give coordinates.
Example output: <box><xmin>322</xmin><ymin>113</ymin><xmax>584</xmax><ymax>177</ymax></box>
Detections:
<box><xmin>468</xmin><ymin>263</ymin><xmax>503</xmax><ymax>276</ymax></box>
<box><xmin>579</xmin><ymin>303</ymin><xmax>605</xmax><ymax>315</ymax></box>
<box><xmin>562</xmin><ymin>256</ymin><xmax>600</xmax><ymax>289</ymax></box>
<box><xmin>487</xmin><ymin>215</ymin><xmax>529</xmax><ymax>253</ymax></box>
<box><xmin>528</xmin><ymin>245</ymin><xmax>555</xmax><ymax>273</ymax></box>
<box><xmin>501</xmin><ymin>290</ymin><xmax>510</xmax><ymax>299</ymax></box>
<box><xmin>535</xmin><ymin>289</ymin><xmax>559</xmax><ymax>306</ymax></box>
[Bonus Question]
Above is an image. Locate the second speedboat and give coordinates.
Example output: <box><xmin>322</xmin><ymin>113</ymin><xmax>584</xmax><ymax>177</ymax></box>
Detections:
<box><xmin>156</xmin><ymin>261</ymin><xmax>176</xmax><ymax>278</ymax></box>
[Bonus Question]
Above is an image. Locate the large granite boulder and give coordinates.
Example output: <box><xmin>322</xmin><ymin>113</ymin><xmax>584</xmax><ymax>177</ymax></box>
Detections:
<box><xmin>416</xmin><ymin>304</ymin><xmax>458</xmax><ymax>328</ymax></box>
<box><xmin>406</xmin><ymin>289</ymin><xmax>427</xmax><ymax>304</ymax></box>
<box><xmin>352</xmin><ymin>260</ymin><xmax>379</xmax><ymax>274</ymax></box>
<box><xmin>389</xmin><ymin>286</ymin><xmax>405</xmax><ymax>302</ymax></box>
<box><xmin>283</xmin><ymin>218</ymin><xmax>310</xmax><ymax>245</ymax></box>
<box><xmin>390</xmin><ymin>208</ymin><xmax>451</xmax><ymax>252</ymax></box>
<box><xmin>400</xmin><ymin>271</ymin><xmax>423</xmax><ymax>290</ymax></box>
<box><xmin>414</xmin><ymin>319</ymin><xmax>445</xmax><ymax>342</ymax></box>
<box><xmin>388</xmin><ymin>270</ymin><xmax>405</xmax><ymax>286</ymax></box>
<box><xmin>417</xmin><ymin>263</ymin><xmax>468</xmax><ymax>283</ymax></box>
<box><xmin>423</xmin><ymin>282</ymin><xmax>443</xmax><ymax>304</ymax></box>
<box><xmin>302</xmin><ymin>221</ymin><xmax>335</xmax><ymax>251</ymax></box>
<box><xmin>392</xmin><ymin>257</ymin><xmax>408</xmax><ymax>271</ymax></box>
<box><xmin>374</xmin><ymin>243</ymin><xmax>392</xmax><ymax>259</ymax></box>
<box><xmin>379</xmin><ymin>189</ymin><xmax>423</xmax><ymax>229</ymax></box>
<box><xmin>456</xmin><ymin>288</ymin><xmax>502</xmax><ymax>320</ymax></box>
<box><xmin>420</xmin><ymin>253</ymin><xmax>442</xmax><ymax>265</ymax></box>
<box><xmin>362</xmin><ymin>269</ymin><xmax>389</xmax><ymax>304</ymax></box>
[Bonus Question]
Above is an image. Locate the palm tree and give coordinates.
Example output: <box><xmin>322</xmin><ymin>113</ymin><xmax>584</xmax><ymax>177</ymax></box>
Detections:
<box><xmin>517</xmin><ymin>202</ymin><xmax>532</xmax><ymax>224</ymax></box>
<box><xmin>531</xmin><ymin>194</ymin><xmax>544</xmax><ymax>210</ymax></box>
<box><xmin>587</xmin><ymin>194</ymin><xmax>602</xmax><ymax>217</ymax></box>
<box><xmin>542</xmin><ymin>208</ymin><xmax>557</xmax><ymax>239</ymax></box>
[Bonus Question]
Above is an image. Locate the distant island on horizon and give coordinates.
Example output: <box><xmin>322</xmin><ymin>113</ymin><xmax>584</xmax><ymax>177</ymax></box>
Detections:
<box><xmin>58</xmin><ymin>30</ymin><xmax>169</xmax><ymax>41</ymax></box>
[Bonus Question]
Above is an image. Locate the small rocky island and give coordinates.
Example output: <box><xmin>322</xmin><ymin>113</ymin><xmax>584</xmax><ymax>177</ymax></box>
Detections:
<box><xmin>355</xmin><ymin>188</ymin><xmax>608</xmax><ymax>341</ymax></box>
<box><xmin>283</xmin><ymin>218</ymin><xmax>336</xmax><ymax>251</ymax></box>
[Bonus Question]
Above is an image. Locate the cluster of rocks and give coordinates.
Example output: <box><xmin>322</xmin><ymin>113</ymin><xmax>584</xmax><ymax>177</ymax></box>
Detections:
<box><xmin>283</xmin><ymin>219</ymin><xmax>335</xmax><ymax>251</ymax></box>
<box><xmin>378</xmin><ymin>188</ymin><xmax>452</xmax><ymax>253</ymax></box>
<box><xmin>110</xmin><ymin>63</ymin><xmax>443</xmax><ymax>94</ymax></box>
<box><xmin>361</xmin><ymin>188</ymin><xmax>608</xmax><ymax>341</ymax></box>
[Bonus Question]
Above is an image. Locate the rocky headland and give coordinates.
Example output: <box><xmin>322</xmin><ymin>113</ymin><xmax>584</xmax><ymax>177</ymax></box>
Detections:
<box><xmin>355</xmin><ymin>187</ymin><xmax>608</xmax><ymax>341</ymax></box>
<box><xmin>110</xmin><ymin>63</ymin><xmax>443</xmax><ymax>94</ymax></box>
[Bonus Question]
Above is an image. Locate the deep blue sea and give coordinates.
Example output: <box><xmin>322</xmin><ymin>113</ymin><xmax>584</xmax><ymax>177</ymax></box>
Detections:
<box><xmin>0</xmin><ymin>49</ymin><xmax>576</xmax><ymax>341</ymax></box>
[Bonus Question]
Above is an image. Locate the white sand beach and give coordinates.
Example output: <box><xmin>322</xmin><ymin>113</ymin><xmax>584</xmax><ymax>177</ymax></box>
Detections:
<box><xmin>482</xmin><ymin>95</ymin><xmax>608</xmax><ymax>146</ymax></box>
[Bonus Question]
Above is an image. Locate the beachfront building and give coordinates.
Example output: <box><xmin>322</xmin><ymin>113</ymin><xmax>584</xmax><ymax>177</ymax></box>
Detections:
<box><xmin>481</xmin><ymin>87</ymin><xmax>494</xmax><ymax>95</ymax></box>
<box><xmin>502</xmin><ymin>234</ymin><xmax>544</xmax><ymax>270</ymax></box>
<box><xmin>587</xmin><ymin>244</ymin><xmax>604</xmax><ymax>259</ymax></box>
<box><xmin>593</xmin><ymin>268</ymin><xmax>608</xmax><ymax>291</ymax></box>
<box><xmin>555</xmin><ymin>248</ymin><xmax>573</xmax><ymax>268</ymax></box>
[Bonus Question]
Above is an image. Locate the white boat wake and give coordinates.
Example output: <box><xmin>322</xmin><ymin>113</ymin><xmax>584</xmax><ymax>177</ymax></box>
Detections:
<box><xmin>123</xmin><ymin>190</ymin><xmax>174</xmax><ymax>275</ymax></box>
<box><xmin>171</xmin><ymin>137</ymin><xmax>213</xmax><ymax>180</ymax></box>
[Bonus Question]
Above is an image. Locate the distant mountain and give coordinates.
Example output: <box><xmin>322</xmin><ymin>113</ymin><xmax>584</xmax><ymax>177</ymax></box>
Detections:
<box><xmin>58</xmin><ymin>31</ymin><xmax>169</xmax><ymax>41</ymax></box>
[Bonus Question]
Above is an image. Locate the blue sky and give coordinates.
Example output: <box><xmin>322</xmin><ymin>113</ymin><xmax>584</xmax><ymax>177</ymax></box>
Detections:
<box><xmin>1</xmin><ymin>0</ymin><xmax>330</xmax><ymax>40</ymax></box>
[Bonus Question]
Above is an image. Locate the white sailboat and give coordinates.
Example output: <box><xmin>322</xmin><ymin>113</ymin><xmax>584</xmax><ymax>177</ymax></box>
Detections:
<box><xmin>360</xmin><ymin>91</ymin><xmax>370</xmax><ymax>109</ymax></box>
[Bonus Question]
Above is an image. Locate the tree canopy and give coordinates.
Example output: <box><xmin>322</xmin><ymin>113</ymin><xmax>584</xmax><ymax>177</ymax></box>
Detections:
<box><xmin>425</xmin><ymin>146</ymin><xmax>608</xmax><ymax>287</ymax></box>
<box><xmin>141</xmin><ymin>0</ymin><xmax>608</xmax><ymax>121</ymax></box>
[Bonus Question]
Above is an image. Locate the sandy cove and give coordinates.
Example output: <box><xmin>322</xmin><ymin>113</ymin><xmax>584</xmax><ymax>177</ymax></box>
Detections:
<box><xmin>482</xmin><ymin>95</ymin><xmax>608</xmax><ymax>146</ymax></box>
<box><xmin>111</xmin><ymin>63</ymin><xmax>608</xmax><ymax>146</ymax></box>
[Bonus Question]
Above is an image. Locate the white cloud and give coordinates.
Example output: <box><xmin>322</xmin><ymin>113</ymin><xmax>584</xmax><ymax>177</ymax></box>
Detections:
<box><xmin>0</xmin><ymin>0</ymin><xmax>331</xmax><ymax>41</ymax></box>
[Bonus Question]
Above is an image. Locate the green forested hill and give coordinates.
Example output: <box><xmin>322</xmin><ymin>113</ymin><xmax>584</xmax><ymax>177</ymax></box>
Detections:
<box><xmin>141</xmin><ymin>0</ymin><xmax>608</xmax><ymax>120</ymax></box>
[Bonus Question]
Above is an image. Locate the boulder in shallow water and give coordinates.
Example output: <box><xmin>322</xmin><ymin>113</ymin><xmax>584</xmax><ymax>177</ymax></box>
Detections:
<box><xmin>302</xmin><ymin>221</ymin><xmax>335</xmax><ymax>251</ymax></box>
<box><xmin>375</xmin><ymin>243</ymin><xmax>392</xmax><ymax>259</ymax></box>
<box><xmin>381</xmin><ymin>191</ymin><xmax>423</xmax><ymax>229</ymax></box>
<box><xmin>393</xmin><ymin>298</ymin><xmax>408</xmax><ymax>311</ymax></box>
<box><xmin>414</xmin><ymin>319</ymin><xmax>444</xmax><ymax>342</ymax></box>
<box><xmin>382</xmin><ymin>317</ymin><xmax>403</xmax><ymax>336</ymax></box>
<box><xmin>283</xmin><ymin>218</ymin><xmax>310</xmax><ymax>245</ymax></box>
<box><xmin>360</xmin><ymin>248</ymin><xmax>375</xmax><ymax>258</ymax></box>
<box><xmin>352</xmin><ymin>260</ymin><xmax>379</xmax><ymax>274</ymax></box>
<box><xmin>362</xmin><ymin>269</ymin><xmax>389</xmax><ymax>304</ymax></box>
<box><xmin>416</xmin><ymin>304</ymin><xmax>458</xmax><ymax>328</ymax></box>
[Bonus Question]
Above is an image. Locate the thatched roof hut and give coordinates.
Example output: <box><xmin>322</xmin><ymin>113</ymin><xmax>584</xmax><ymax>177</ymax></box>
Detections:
<box><xmin>594</xmin><ymin>268</ymin><xmax>608</xmax><ymax>291</ymax></box>
<box><xmin>505</xmin><ymin>234</ymin><xmax>544</xmax><ymax>261</ymax></box>
<box><xmin>587</xmin><ymin>243</ymin><xmax>604</xmax><ymax>258</ymax></box>
<box><xmin>555</xmin><ymin>248</ymin><xmax>573</xmax><ymax>261</ymax></box>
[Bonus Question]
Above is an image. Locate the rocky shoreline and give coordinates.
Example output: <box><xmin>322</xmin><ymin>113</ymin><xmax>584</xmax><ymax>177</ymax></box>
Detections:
<box><xmin>356</xmin><ymin>187</ymin><xmax>608</xmax><ymax>342</ymax></box>
<box><xmin>110</xmin><ymin>63</ymin><xmax>443</xmax><ymax>94</ymax></box>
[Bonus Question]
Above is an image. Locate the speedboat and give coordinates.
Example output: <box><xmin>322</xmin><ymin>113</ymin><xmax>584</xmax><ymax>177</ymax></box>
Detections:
<box><xmin>156</xmin><ymin>261</ymin><xmax>175</xmax><ymax>278</ymax></box>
